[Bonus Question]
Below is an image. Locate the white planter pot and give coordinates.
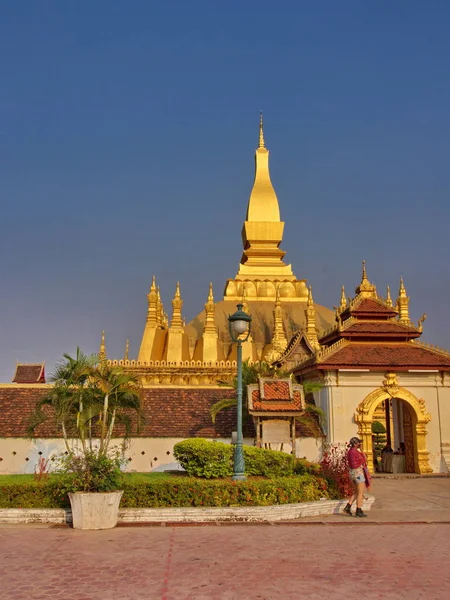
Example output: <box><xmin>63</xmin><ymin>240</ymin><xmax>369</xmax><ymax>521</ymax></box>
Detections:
<box><xmin>68</xmin><ymin>491</ymin><xmax>123</xmax><ymax>530</ymax></box>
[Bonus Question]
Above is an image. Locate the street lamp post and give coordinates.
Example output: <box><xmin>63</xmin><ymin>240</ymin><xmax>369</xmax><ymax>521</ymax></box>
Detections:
<box><xmin>228</xmin><ymin>303</ymin><xmax>252</xmax><ymax>481</ymax></box>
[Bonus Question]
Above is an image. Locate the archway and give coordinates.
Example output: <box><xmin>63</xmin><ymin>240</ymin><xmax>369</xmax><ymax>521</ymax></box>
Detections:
<box><xmin>354</xmin><ymin>377</ymin><xmax>432</xmax><ymax>474</ymax></box>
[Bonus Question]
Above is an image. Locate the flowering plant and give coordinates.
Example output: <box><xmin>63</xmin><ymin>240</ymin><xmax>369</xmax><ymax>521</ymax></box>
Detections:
<box><xmin>320</xmin><ymin>443</ymin><xmax>353</xmax><ymax>498</ymax></box>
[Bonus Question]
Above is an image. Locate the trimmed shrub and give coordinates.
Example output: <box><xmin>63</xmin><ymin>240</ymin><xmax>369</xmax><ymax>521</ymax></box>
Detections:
<box><xmin>173</xmin><ymin>439</ymin><xmax>233</xmax><ymax>478</ymax></box>
<box><xmin>0</xmin><ymin>473</ymin><xmax>334</xmax><ymax>509</ymax></box>
<box><xmin>173</xmin><ymin>438</ymin><xmax>320</xmax><ymax>479</ymax></box>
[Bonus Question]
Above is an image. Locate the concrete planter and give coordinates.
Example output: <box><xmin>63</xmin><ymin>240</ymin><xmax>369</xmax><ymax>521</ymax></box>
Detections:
<box><xmin>68</xmin><ymin>491</ymin><xmax>123</xmax><ymax>530</ymax></box>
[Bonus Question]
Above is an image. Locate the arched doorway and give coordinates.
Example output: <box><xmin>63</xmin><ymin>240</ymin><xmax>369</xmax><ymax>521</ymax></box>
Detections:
<box><xmin>354</xmin><ymin>375</ymin><xmax>432</xmax><ymax>474</ymax></box>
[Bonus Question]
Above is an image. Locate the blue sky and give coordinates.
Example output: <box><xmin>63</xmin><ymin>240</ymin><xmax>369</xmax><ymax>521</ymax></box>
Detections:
<box><xmin>1</xmin><ymin>1</ymin><xmax>450</xmax><ymax>381</ymax></box>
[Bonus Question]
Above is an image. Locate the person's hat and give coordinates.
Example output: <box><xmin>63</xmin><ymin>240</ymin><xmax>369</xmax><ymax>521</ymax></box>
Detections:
<box><xmin>349</xmin><ymin>437</ymin><xmax>362</xmax><ymax>446</ymax></box>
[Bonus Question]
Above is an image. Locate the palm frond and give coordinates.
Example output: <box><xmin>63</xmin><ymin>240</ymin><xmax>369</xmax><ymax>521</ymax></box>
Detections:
<box><xmin>210</xmin><ymin>397</ymin><xmax>237</xmax><ymax>423</ymax></box>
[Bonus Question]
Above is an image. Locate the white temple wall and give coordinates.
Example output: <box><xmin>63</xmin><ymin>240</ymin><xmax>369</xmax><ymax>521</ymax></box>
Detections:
<box><xmin>0</xmin><ymin>434</ymin><xmax>323</xmax><ymax>474</ymax></box>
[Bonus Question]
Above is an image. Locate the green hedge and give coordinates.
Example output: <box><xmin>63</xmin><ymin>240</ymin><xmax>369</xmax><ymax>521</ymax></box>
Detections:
<box><xmin>0</xmin><ymin>474</ymin><xmax>335</xmax><ymax>509</ymax></box>
<box><xmin>173</xmin><ymin>438</ymin><xmax>321</xmax><ymax>479</ymax></box>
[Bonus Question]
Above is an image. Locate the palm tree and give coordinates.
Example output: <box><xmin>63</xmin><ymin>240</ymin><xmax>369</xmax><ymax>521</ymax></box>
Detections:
<box><xmin>27</xmin><ymin>348</ymin><xmax>143</xmax><ymax>458</ymax></box>
<box><xmin>89</xmin><ymin>362</ymin><xmax>144</xmax><ymax>457</ymax></box>
<box><xmin>27</xmin><ymin>348</ymin><xmax>98</xmax><ymax>456</ymax></box>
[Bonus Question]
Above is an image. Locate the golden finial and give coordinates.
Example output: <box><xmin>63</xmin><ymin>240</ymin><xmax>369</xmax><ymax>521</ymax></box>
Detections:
<box><xmin>171</xmin><ymin>282</ymin><xmax>183</xmax><ymax>329</ymax></box>
<box><xmin>124</xmin><ymin>338</ymin><xmax>130</xmax><ymax>361</ymax></box>
<box><xmin>386</xmin><ymin>285</ymin><xmax>393</xmax><ymax>307</ymax></box>
<box><xmin>204</xmin><ymin>282</ymin><xmax>216</xmax><ymax>334</ymax></box>
<box><xmin>258</xmin><ymin>111</ymin><xmax>265</xmax><ymax>149</ymax></box>
<box><xmin>399</xmin><ymin>276</ymin><xmax>407</xmax><ymax>296</ymax></box>
<box><xmin>305</xmin><ymin>286</ymin><xmax>319</xmax><ymax>349</ymax></box>
<box><xmin>272</xmin><ymin>287</ymin><xmax>286</xmax><ymax>356</ymax></box>
<box><xmin>355</xmin><ymin>260</ymin><xmax>377</xmax><ymax>297</ymax></box>
<box><xmin>150</xmin><ymin>275</ymin><xmax>156</xmax><ymax>291</ymax></box>
<box><xmin>397</xmin><ymin>276</ymin><xmax>410</xmax><ymax>323</ymax></box>
<box><xmin>339</xmin><ymin>285</ymin><xmax>347</xmax><ymax>311</ymax></box>
<box><xmin>307</xmin><ymin>285</ymin><xmax>314</xmax><ymax>307</ymax></box>
<box><xmin>99</xmin><ymin>330</ymin><xmax>106</xmax><ymax>363</ymax></box>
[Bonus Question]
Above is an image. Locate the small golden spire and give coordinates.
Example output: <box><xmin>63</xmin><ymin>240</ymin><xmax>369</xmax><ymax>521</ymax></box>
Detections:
<box><xmin>204</xmin><ymin>283</ymin><xmax>216</xmax><ymax>334</ymax></box>
<box><xmin>386</xmin><ymin>285</ymin><xmax>393</xmax><ymax>307</ymax></box>
<box><xmin>272</xmin><ymin>289</ymin><xmax>287</xmax><ymax>355</ymax></box>
<box><xmin>396</xmin><ymin>276</ymin><xmax>410</xmax><ymax>323</ymax></box>
<box><xmin>99</xmin><ymin>330</ymin><xmax>107</xmax><ymax>363</ymax></box>
<box><xmin>146</xmin><ymin>276</ymin><xmax>158</xmax><ymax>327</ymax></box>
<box><xmin>305</xmin><ymin>286</ymin><xmax>319</xmax><ymax>349</ymax></box>
<box><xmin>355</xmin><ymin>260</ymin><xmax>377</xmax><ymax>298</ymax></box>
<box><xmin>171</xmin><ymin>282</ymin><xmax>183</xmax><ymax>329</ymax></box>
<box><xmin>124</xmin><ymin>338</ymin><xmax>130</xmax><ymax>361</ymax></box>
<box><xmin>258</xmin><ymin>111</ymin><xmax>265</xmax><ymax>149</ymax></box>
<box><xmin>339</xmin><ymin>285</ymin><xmax>347</xmax><ymax>311</ymax></box>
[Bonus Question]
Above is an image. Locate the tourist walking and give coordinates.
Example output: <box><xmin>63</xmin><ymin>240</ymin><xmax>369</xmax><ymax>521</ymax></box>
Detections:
<box><xmin>344</xmin><ymin>437</ymin><xmax>370</xmax><ymax>517</ymax></box>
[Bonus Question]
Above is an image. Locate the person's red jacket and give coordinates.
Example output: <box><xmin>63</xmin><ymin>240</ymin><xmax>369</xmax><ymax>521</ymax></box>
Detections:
<box><xmin>347</xmin><ymin>447</ymin><xmax>366</xmax><ymax>469</ymax></box>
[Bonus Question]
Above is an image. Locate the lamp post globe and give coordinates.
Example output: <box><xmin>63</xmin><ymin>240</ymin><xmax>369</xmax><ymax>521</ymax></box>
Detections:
<box><xmin>228</xmin><ymin>303</ymin><xmax>252</xmax><ymax>481</ymax></box>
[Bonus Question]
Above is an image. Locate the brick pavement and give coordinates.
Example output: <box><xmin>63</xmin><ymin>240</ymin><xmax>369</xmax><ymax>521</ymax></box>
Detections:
<box><xmin>1</xmin><ymin>522</ymin><xmax>450</xmax><ymax>600</ymax></box>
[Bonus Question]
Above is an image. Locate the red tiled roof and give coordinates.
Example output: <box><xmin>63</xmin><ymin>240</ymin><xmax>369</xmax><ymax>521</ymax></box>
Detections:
<box><xmin>313</xmin><ymin>343</ymin><xmax>450</xmax><ymax>369</ymax></box>
<box><xmin>251</xmin><ymin>389</ymin><xmax>303</xmax><ymax>412</ymax></box>
<box><xmin>262</xmin><ymin>380</ymin><xmax>290</xmax><ymax>400</ymax></box>
<box><xmin>339</xmin><ymin>298</ymin><xmax>398</xmax><ymax>322</ymax></box>
<box><xmin>342</xmin><ymin>321</ymin><xmax>420</xmax><ymax>337</ymax></box>
<box><xmin>12</xmin><ymin>364</ymin><xmax>45</xmax><ymax>384</ymax></box>
<box><xmin>0</xmin><ymin>386</ymin><xmax>256</xmax><ymax>438</ymax></box>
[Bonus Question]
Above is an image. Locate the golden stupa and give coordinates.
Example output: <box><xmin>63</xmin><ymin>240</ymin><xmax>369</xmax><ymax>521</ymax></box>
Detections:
<box><xmin>107</xmin><ymin>115</ymin><xmax>335</xmax><ymax>385</ymax></box>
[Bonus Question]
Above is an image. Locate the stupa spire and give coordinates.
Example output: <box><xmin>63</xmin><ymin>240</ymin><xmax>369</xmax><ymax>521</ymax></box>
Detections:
<box><xmin>339</xmin><ymin>285</ymin><xmax>347</xmax><ymax>311</ymax></box>
<box><xmin>201</xmin><ymin>283</ymin><xmax>219</xmax><ymax>362</ymax></box>
<box><xmin>124</xmin><ymin>338</ymin><xmax>130</xmax><ymax>361</ymax></box>
<box><xmin>305</xmin><ymin>286</ymin><xmax>319</xmax><ymax>349</ymax></box>
<box><xmin>170</xmin><ymin>282</ymin><xmax>184</xmax><ymax>329</ymax></box>
<box><xmin>386</xmin><ymin>285</ymin><xmax>393</xmax><ymax>307</ymax></box>
<box><xmin>203</xmin><ymin>282</ymin><xmax>216</xmax><ymax>334</ymax></box>
<box><xmin>355</xmin><ymin>260</ymin><xmax>377</xmax><ymax>298</ymax></box>
<box><xmin>99</xmin><ymin>330</ymin><xmax>107</xmax><ymax>363</ymax></box>
<box><xmin>258</xmin><ymin>111</ymin><xmax>265</xmax><ymax>149</ymax></box>
<box><xmin>397</xmin><ymin>276</ymin><xmax>410</xmax><ymax>323</ymax></box>
<box><xmin>224</xmin><ymin>115</ymin><xmax>308</xmax><ymax>302</ymax></box>
<box><xmin>146</xmin><ymin>276</ymin><xmax>158</xmax><ymax>327</ymax></box>
<box><xmin>272</xmin><ymin>290</ymin><xmax>287</xmax><ymax>352</ymax></box>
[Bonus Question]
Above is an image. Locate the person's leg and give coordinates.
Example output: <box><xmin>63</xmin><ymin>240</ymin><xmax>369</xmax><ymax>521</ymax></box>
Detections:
<box><xmin>344</xmin><ymin>481</ymin><xmax>357</xmax><ymax>514</ymax></box>
<box><xmin>355</xmin><ymin>481</ymin><xmax>367</xmax><ymax>517</ymax></box>
<box><xmin>356</xmin><ymin>481</ymin><xmax>365</xmax><ymax>508</ymax></box>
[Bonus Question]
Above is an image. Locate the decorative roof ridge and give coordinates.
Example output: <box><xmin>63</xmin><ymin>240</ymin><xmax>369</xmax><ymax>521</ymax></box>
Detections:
<box><xmin>276</xmin><ymin>329</ymin><xmax>314</xmax><ymax>362</ymax></box>
<box><xmin>412</xmin><ymin>340</ymin><xmax>450</xmax><ymax>358</ymax></box>
<box><xmin>14</xmin><ymin>361</ymin><xmax>45</xmax><ymax>366</ymax></box>
<box><xmin>316</xmin><ymin>338</ymin><xmax>347</xmax><ymax>360</ymax></box>
<box><xmin>320</xmin><ymin>322</ymin><xmax>339</xmax><ymax>339</ymax></box>
<box><xmin>343</xmin><ymin>317</ymin><xmax>419</xmax><ymax>331</ymax></box>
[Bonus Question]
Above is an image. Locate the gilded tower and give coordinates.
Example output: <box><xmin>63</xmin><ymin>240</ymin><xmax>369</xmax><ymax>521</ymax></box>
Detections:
<box><xmin>223</xmin><ymin>113</ymin><xmax>309</xmax><ymax>302</ymax></box>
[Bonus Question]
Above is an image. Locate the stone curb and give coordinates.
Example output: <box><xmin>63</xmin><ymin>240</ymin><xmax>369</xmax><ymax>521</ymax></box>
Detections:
<box><xmin>0</xmin><ymin>496</ymin><xmax>374</xmax><ymax>525</ymax></box>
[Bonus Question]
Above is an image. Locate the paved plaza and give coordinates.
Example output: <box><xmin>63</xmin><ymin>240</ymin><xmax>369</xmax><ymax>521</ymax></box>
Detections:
<box><xmin>0</xmin><ymin>478</ymin><xmax>449</xmax><ymax>600</ymax></box>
